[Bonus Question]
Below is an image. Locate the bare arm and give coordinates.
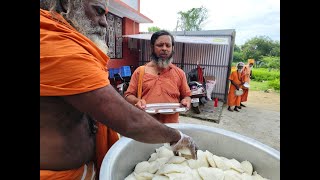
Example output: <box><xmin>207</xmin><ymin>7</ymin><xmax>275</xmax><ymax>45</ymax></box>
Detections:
<box><xmin>125</xmin><ymin>94</ymin><xmax>139</xmax><ymax>105</ymax></box>
<box><xmin>125</xmin><ymin>95</ymin><xmax>146</xmax><ymax>109</ymax></box>
<box><xmin>123</xmin><ymin>67</ymin><xmax>146</xmax><ymax>109</ymax></box>
<box><xmin>180</xmin><ymin>96</ymin><xmax>191</xmax><ymax>109</ymax></box>
<box><xmin>179</xmin><ymin>71</ymin><xmax>191</xmax><ymax>109</ymax></box>
<box><xmin>63</xmin><ymin>85</ymin><xmax>179</xmax><ymax>144</ymax></box>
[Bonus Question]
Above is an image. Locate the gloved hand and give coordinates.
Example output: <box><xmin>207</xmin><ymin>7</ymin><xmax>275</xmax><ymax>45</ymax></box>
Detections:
<box><xmin>171</xmin><ymin>130</ymin><xmax>199</xmax><ymax>160</ymax></box>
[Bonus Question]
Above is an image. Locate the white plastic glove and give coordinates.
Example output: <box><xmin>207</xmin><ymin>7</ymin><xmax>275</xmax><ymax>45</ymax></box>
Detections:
<box><xmin>171</xmin><ymin>130</ymin><xmax>199</xmax><ymax>159</ymax></box>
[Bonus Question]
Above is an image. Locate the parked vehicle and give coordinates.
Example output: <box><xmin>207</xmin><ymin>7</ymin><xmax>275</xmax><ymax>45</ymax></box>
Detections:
<box><xmin>110</xmin><ymin>65</ymin><xmax>134</xmax><ymax>97</ymax></box>
<box><xmin>187</xmin><ymin>65</ymin><xmax>208</xmax><ymax>114</ymax></box>
<box><xmin>113</xmin><ymin>73</ymin><xmax>129</xmax><ymax>96</ymax></box>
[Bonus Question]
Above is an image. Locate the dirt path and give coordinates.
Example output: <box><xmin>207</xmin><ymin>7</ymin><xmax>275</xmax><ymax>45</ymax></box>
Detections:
<box><xmin>179</xmin><ymin>90</ymin><xmax>280</xmax><ymax>151</ymax></box>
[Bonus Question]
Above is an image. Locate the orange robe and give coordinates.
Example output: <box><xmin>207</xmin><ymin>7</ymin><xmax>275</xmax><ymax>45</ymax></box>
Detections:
<box><xmin>227</xmin><ymin>71</ymin><xmax>242</xmax><ymax>106</ymax></box>
<box><xmin>241</xmin><ymin>65</ymin><xmax>251</xmax><ymax>102</ymax></box>
<box><xmin>40</xmin><ymin>162</ymin><xmax>96</xmax><ymax>180</ymax></box>
<box><xmin>40</xmin><ymin>9</ymin><xmax>119</xmax><ymax>179</ymax></box>
<box><xmin>242</xmin><ymin>65</ymin><xmax>251</xmax><ymax>83</ymax></box>
<box><xmin>124</xmin><ymin>64</ymin><xmax>191</xmax><ymax>123</ymax></box>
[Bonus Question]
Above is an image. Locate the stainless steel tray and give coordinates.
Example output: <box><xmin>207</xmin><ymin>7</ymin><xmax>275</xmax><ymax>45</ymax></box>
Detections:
<box><xmin>144</xmin><ymin>103</ymin><xmax>187</xmax><ymax>114</ymax></box>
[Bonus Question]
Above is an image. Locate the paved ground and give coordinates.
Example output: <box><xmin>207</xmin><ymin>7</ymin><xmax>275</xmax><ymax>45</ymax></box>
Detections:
<box><xmin>179</xmin><ymin>90</ymin><xmax>280</xmax><ymax>151</ymax></box>
<box><xmin>180</xmin><ymin>98</ymin><xmax>224</xmax><ymax>123</ymax></box>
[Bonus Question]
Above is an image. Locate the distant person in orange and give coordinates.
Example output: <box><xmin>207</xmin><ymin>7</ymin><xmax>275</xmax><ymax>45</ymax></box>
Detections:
<box><xmin>124</xmin><ymin>30</ymin><xmax>191</xmax><ymax>123</ymax></box>
<box><xmin>227</xmin><ymin>62</ymin><xmax>245</xmax><ymax>112</ymax></box>
<box><xmin>40</xmin><ymin>1</ymin><xmax>198</xmax><ymax>179</ymax></box>
<box><xmin>239</xmin><ymin>59</ymin><xmax>255</xmax><ymax>108</ymax></box>
<box><xmin>231</xmin><ymin>66</ymin><xmax>237</xmax><ymax>72</ymax></box>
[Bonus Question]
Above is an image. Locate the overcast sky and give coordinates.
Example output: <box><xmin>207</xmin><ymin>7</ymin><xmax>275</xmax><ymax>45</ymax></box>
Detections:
<box><xmin>139</xmin><ymin>0</ymin><xmax>280</xmax><ymax>45</ymax></box>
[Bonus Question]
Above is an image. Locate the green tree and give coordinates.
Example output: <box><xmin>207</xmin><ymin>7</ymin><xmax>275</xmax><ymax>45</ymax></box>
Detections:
<box><xmin>148</xmin><ymin>26</ymin><xmax>161</xmax><ymax>32</ymax></box>
<box><xmin>232</xmin><ymin>52</ymin><xmax>244</xmax><ymax>63</ymax></box>
<box><xmin>234</xmin><ymin>44</ymin><xmax>241</xmax><ymax>52</ymax></box>
<box><xmin>260</xmin><ymin>56</ymin><xmax>280</xmax><ymax>70</ymax></box>
<box><xmin>241</xmin><ymin>36</ymin><xmax>280</xmax><ymax>64</ymax></box>
<box><xmin>231</xmin><ymin>44</ymin><xmax>245</xmax><ymax>63</ymax></box>
<box><xmin>177</xmin><ymin>6</ymin><xmax>208</xmax><ymax>31</ymax></box>
<box><xmin>270</xmin><ymin>40</ymin><xmax>280</xmax><ymax>57</ymax></box>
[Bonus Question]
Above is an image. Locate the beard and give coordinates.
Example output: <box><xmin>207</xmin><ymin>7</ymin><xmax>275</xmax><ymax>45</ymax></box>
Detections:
<box><xmin>86</xmin><ymin>34</ymin><xmax>109</xmax><ymax>54</ymax></box>
<box><xmin>150</xmin><ymin>51</ymin><xmax>174</xmax><ymax>69</ymax></box>
<box><xmin>62</xmin><ymin>2</ymin><xmax>109</xmax><ymax>54</ymax></box>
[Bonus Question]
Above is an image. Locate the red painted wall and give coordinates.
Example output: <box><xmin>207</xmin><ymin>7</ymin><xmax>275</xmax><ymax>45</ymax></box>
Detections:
<box><xmin>107</xmin><ymin>17</ymin><xmax>140</xmax><ymax>69</ymax></box>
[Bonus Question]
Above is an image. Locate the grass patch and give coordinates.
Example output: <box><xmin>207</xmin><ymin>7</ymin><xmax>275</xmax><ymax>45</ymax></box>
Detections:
<box><xmin>249</xmin><ymin>80</ymin><xmax>280</xmax><ymax>93</ymax></box>
<box><xmin>268</xmin><ymin>78</ymin><xmax>280</xmax><ymax>91</ymax></box>
<box><xmin>251</xmin><ymin>68</ymin><xmax>280</xmax><ymax>82</ymax></box>
<box><xmin>227</xmin><ymin>67</ymin><xmax>280</xmax><ymax>92</ymax></box>
<box><xmin>249</xmin><ymin>80</ymin><xmax>269</xmax><ymax>91</ymax></box>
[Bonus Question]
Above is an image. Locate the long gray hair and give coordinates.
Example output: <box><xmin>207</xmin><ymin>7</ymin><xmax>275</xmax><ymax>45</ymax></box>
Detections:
<box><xmin>40</xmin><ymin>0</ymin><xmax>82</xmax><ymax>17</ymax></box>
<box><xmin>40</xmin><ymin>0</ymin><xmax>85</xmax><ymax>30</ymax></box>
<box><xmin>40</xmin><ymin>0</ymin><xmax>109</xmax><ymax>54</ymax></box>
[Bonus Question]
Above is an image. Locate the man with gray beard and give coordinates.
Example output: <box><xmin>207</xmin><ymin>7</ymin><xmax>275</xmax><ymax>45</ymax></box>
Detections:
<box><xmin>125</xmin><ymin>30</ymin><xmax>192</xmax><ymax>124</ymax></box>
<box><xmin>40</xmin><ymin>1</ymin><xmax>198</xmax><ymax>179</ymax></box>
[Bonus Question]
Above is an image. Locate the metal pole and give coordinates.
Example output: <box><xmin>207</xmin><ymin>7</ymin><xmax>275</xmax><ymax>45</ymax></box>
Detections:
<box><xmin>181</xmin><ymin>43</ymin><xmax>185</xmax><ymax>70</ymax></box>
<box><xmin>224</xmin><ymin>30</ymin><xmax>236</xmax><ymax>102</ymax></box>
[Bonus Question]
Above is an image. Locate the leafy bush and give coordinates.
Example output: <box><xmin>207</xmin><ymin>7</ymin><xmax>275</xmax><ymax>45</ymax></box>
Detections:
<box><xmin>241</xmin><ymin>36</ymin><xmax>280</xmax><ymax>62</ymax></box>
<box><xmin>251</xmin><ymin>68</ymin><xmax>280</xmax><ymax>82</ymax></box>
<box><xmin>268</xmin><ymin>78</ymin><xmax>280</xmax><ymax>90</ymax></box>
<box><xmin>232</xmin><ymin>51</ymin><xmax>244</xmax><ymax>63</ymax></box>
<box><xmin>148</xmin><ymin>26</ymin><xmax>161</xmax><ymax>32</ymax></box>
<box><xmin>259</xmin><ymin>56</ymin><xmax>280</xmax><ymax>69</ymax></box>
